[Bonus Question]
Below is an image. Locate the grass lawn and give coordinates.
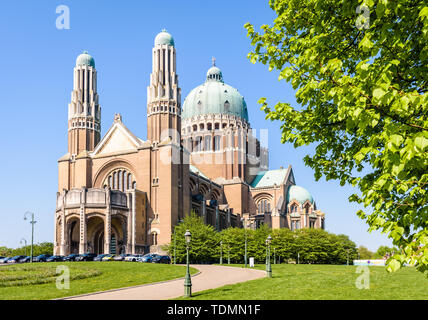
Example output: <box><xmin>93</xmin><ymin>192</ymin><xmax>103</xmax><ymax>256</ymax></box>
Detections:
<box><xmin>0</xmin><ymin>262</ymin><xmax>198</xmax><ymax>300</ymax></box>
<box><xmin>177</xmin><ymin>264</ymin><xmax>428</xmax><ymax>300</ymax></box>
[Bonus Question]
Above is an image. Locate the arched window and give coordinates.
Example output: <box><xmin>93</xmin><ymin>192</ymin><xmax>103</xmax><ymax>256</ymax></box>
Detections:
<box><xmin>152</xmin><ymin>232</ymin><xmax>158</xmax><ymax>245</ymax></box>
<box><xmin>187</xmin><ymin>138</ymin><xmax>193</xmax><ymax>152</ymax></box>
<box><xmin>305</xmin><ymin>204</ymin><xmax>310</xmax><ymax>214</ymax></box>
<box><xmin>118</xmin><ymin>171</ymin><xmax>123</xmax><ymax>191</ymax></box>
<box><xmin>113</xmin><ymin>172</ymin><xmax>117</xmax><ymax>189</ymax></box>
<box><xmin>195</xmin><ymin>136</ymin><xmax>203</xmax><ymax>151</ymax></box>
<box><xmin>214</xmin><ymin>135</ymin><xmax>221</xmax><ymax>151</ymax></box>
<box><xmin>204</xmin><ymin>136</ymin><xmax>211</xmax><ymax>151</ymax></box>
<box><xmin>224</xmin><ymin>100</ymin><xmax>230</xmax><ymax>110</ymax></box>
<box><xmin>127</xmin><ymin>173</ymin><xmax>132</xmax><ymax>190</ymax></box>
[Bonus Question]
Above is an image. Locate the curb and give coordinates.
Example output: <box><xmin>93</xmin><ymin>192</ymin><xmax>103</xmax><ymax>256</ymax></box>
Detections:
<box><xmin>55</xmin><ymin>269</ymin><xmax>202</xmax><ymax>300</ymax></box>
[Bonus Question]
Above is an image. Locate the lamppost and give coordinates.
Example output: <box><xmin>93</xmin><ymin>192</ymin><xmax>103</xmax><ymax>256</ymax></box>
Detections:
<box><xmin>241</xmin><ymin>218</ymin><xmax>250</xmax><ymax>268</ymax></box>
<box><xmin>347</xmin><ymin>249</ymin><xmax>350</xmax><ymax>266</ymax></box>
<box><xmin>184</xmin><ymin>230</ymin><xmax>192</xmax><ymax>297</ymax></box>
<box><xmin>174</xmin><ymin>227</ymin><xmax>177</xmax><ymax>265</ymax></box>
<box><xmin>266</xmin><ymin>235</ymin><xmax>272</xmax><ymax>278</ymax></box>
<box><xmin>297</xmin><ymin>252</ymin><xmax>300</xmax><ymax>264</ymax></box>
<box><xmin>228</xmin><ymin>243</ymin><xmax>230</xmax><ymax>265</ymax></box>
<box><xmin>220</xmin><ymin>240</ymin><xmax>223</xmax><ymax>265</ymax></box>
<box><xmin>20</xmin><ymin>238</ymin><xmax>27</xmax><ymax>256</ymax></box>
<box><xmin>23</xmin><ymin>211</ymin><xmax>36</xmax><ymax>263</ymax></box>
<box><xmin>274</xmin><ymin>247</ymin><xmax>276</xmax><ymax>265</ymax></box>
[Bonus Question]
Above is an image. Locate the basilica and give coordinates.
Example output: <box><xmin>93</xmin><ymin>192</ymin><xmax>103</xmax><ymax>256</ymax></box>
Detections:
<box><xmin>54</xmin><ymin>30</ymin><xmax>326</xmax><ymax>255</ymax></box>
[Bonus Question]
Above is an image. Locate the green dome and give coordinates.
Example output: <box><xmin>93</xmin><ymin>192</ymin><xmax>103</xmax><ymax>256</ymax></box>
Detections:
<box><xmin>155</xmin><ymin>29</ymin><xmax>174</xmax><ymax>46</ymax></box>
<box><xmin>287</xmin><ymin>185</ymin><xmax>314</xmax><ymax>204</ymax></box>
<box><xmin>76</xmin><ymin>51</ymin><xmax>95</xmax><ymax>67</ymax></box>
<box><xmin>182</xmin><ymin>65</ymin><xmax>249</xmax><ymax>121</ymax></box>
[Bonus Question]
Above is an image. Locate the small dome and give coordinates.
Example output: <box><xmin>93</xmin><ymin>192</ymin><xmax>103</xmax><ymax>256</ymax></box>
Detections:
<box><xmin>182</xmin><ymin>64</ymin><xmax>248</xmax><ymax>121</ymax></box>
<box><xmin>287</xmin><ymin>185</ymin><xmax>314</xmax><ymax>204</ymax></box>
<box><xmin>206</xmin><ymin>66</ymin><xmax>223</xmax><ymax>82</ymax></box>
<box><xmin>155</xmin><ymin>29</ymin><xmax>174</xmax><ymax>46</ymax></box>
<box><xmin>76</xmin><ymin>51</ymin><xmax>95</xmax><ymax>67</ymax></box>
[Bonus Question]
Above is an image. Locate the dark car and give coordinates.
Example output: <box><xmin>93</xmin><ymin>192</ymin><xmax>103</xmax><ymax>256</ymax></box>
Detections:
<box><xmin>0</xmin><ymin>257</ymin><xmax>11</xmax><ymax>263</ymax></box>
<box><xmin>113</xmin><ymin>254</ymin><xmax>132</xmax><ymax>261</ymax></box>
<box><xmin>152</xmin><ymin>255</ymin><xmax>171</xmax><ymax>264</ymax></box>
<box><xmin>34</xmin><ymin>254</ymin><xmax>52</xmax><ymax>262</ymax></box>
<box><xmin>8</xmin><ymin>255</ymin><xmax>26</xmax><ymax>264</ymax></box>
<box><xmin>75</xmin><ymin>253</ymin><xmax>97</xmax><ymax>261</ymax></box>
<box><xmin>138</xmin><ymin>253</ymin><xmax>159</xmax><ymax>263</ymax></box>
<box><xmin>19</xmin><ymin>256</ymin><xmax>32</xmax><ymax>263</ymax></box>
<box><xmin>46</xmin><ymin>255</ymin><xmax>64</xmax><ymax>262</ymax></box>
<box><xmin>63</xmin><ymin>254</ymin><xmax>80</xmax><ymax>261</ymax></box>
<box><xmin>93</xmin><ymin>254</ymin><xmax>108</xmax><ymax>261</ymax></box>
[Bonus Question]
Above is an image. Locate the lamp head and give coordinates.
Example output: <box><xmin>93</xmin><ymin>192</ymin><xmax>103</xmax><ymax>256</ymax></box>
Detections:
<box><xmin>267</xmin><ymin>235</ymin><xmax>272</xmax><ymax>244</ymax></box>
<box><xmin>184</xmin><ymin>230</ymin><xmax>191</xmax><ymax>243</ymax></box>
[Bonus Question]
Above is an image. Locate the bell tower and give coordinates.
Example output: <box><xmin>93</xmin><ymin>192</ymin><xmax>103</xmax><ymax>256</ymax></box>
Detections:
<box><xmin>147</xmin><ymin>29</ymin><xmax>181</xmax><ymax>143</ymax></box>
<box><xmin>68</xmin><ymin>51</ymin><xmax>101</xmax><ymax>155</ymax></box>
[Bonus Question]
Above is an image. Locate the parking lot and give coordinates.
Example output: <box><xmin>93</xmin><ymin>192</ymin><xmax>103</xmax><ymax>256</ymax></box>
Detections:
<box><xmin>0</xmin><ymin>253</ymin><xmax>171</xmax><ymax>264</ymax></box>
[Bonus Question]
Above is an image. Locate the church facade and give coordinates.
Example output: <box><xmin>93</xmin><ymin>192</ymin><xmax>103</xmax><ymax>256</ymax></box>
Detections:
<box><xmin>54</xmin><ymin>30</ymin><xmax>326</xmax><ymax>256</ymax></box>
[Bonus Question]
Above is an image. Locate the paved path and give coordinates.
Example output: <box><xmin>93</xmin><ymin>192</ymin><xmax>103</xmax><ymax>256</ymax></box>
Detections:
<box><xmin>62</xmin><ymin>265</ymin><xmax>265</xmax><ymax>300</ymax></box>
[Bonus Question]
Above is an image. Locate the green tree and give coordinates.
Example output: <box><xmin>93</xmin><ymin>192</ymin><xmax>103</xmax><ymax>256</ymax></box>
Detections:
<box><xmin>358</xmin><ymin>246</ymin><xmax>375</xmax><ymax>259</ymax></box>
<box><xmin>166</xmin><ymin>212</ymin><xmax>219</xmax><ymax>264</ymax></box>
<box><xmin>245</xmin><ymin>0</ymin><xmax>428</xmax><ymax>274</ymax></box>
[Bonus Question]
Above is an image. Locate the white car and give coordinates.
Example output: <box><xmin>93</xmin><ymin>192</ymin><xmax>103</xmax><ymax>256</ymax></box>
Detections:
<box><xmin>124</xmin><ymin>254</ymin><xmax>144</xmax><ymax>262</ymax></box>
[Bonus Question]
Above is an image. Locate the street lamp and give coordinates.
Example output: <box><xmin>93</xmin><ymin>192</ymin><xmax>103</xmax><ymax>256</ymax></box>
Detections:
<box><xmin>241</xmin><ymin>218</ymin><xmax>250</xmax><ymax>268</ymax></box>
<box><xmin>266</xmin><ymin>235</ymin><xmax>272</xmax><ymax>278</ymax></box>
<box><xmin>23</xmin><ymin>211</ymin><xmax>36</xmax><ymax>263</ymax></box>
<box><xmin>274</xmin><ymin>247</ymin><xmax>276</xmax><ymax>265</ymax></box>
<box><xmin>184</xmin><ymin>230</ymin><xmax>192</xmax><ymax>297</ymax></box>
<box><xmin>220</xmin><ymin>240</ymin><xmax>223</xmax><ymax>265</ymax></box>
<box><xmin>347</xmin><ymin>249</ymin><xmax>350</xmax><ymax>266</ymax></box>
<box><xmin>228</xmin><ymin>243</ymin><xmax>230</xmax><ymax>265</ymax></box>
<box><xmin>20</xmin><ymin>238</ymin><xmax>27</xmax><ymax>256</ymax></box>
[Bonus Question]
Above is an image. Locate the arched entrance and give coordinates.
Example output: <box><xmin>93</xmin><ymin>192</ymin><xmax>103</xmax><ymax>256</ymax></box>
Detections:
<box><xmin>67</xmin><ymin>216</ymin><xmax>80</xmax><ymax>254</ymax></box>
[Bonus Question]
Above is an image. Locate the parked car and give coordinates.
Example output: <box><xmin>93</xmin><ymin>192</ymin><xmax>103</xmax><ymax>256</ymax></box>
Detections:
<box><xmin>34</xmin><ymin>254</ymin><xmax>52</xmax><ymax>262</ymax></box>
<box><xmin>46</xmin><ymin>255</ymin><xmax>64</xmax><ymax>262</ymax></box>
<box><xmin>113</xmin><ymin>254</ymin><xmax>132</xmax><ymax>261</ymax></box>
<box><xmin>8</xmin><ymin>255</ymin><xmax>26</xmax><ymax>263</ymax></box>
<box><xmin>19</xmin><ymin>256</ymin><xmax>32</xmax><ymax>263</ymax></box>
<box><xmin>0</xmin><ymin>257</ymin><xmax>11</xmax><ymax>263</ymax></box>
<box><xmin>138</xmin><ymin>253</ymin><xmax>159</xmax><ymax>263</ymax></box>
<box><xmin>75</xmin><ymin>253</ymin><xmax>97</xmax><ymax>261</ymax></box>
<box><xmin>152</xmin><ymin>255</ymin><xmax>171</xmax><ymax>264</ymax></box>
<box><xmin>94</xmin><ymin>254</ymin><xmax>108</xmax><ymax>261</ymax></box>
<box><xmin>101</xmin><ymin>254</ymin><xmax>115</xmax><ymax>261</ymax></box>
<box><xmin>63</xmin><ymin>254</ymin><xmax>80</xmax><ymax>262</ymax></box>
<box><xmin>125</xmin><ymin>254</ymin><xmax>145</xmax><ymax>262</ymax></box>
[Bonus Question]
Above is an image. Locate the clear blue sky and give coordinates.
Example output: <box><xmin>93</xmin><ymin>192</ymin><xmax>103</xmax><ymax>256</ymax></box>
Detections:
<box><xmin>0</xmin><ymin>0</ymin><xmax>392</xmax><ymax>251</ymax></box>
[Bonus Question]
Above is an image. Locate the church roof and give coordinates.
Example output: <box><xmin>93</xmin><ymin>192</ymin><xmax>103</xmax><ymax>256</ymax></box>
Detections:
<box><xmin>189</xmin><ymin>165</ymin><xmax>209</xmax><ymax>180</ymax></box>
<box><xmin>182</xmin><ymin>64</ymin><xmax>249</xmax><ymax>121</ymax></box>
<box><xmin>286</xmin><ymin>185</ymin><xmax>314</xmax><ymax>204</ymax></box>
<box><xmin>154</xmin><ymin>29</ymin><xmax>174</xmax><ymax>46</ymax></box>
<box><xmin>76</xmin><ymin>51</ymin><xmax>95</xmax><ymax>67</ymax></box>
<box><xmin>250</xmin><ymin>168</ymin><xmax>289</xmax><ymax>188</ymax></box>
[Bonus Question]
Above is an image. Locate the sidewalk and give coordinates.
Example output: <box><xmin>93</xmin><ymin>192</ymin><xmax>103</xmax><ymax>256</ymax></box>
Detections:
<box><xmin>62</xmin><ymin>264</ymin><xmax>265</xmax><ymax>300</ymax></box>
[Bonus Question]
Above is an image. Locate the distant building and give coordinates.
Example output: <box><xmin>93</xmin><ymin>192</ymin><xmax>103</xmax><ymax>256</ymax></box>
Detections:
<box><xmin>54</xmin><ymin>30</ymin><xmax>325</xmax><ymax>256</ymax></box>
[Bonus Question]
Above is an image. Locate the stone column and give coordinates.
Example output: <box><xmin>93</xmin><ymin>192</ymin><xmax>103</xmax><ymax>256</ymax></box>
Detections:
<box><xmin>79</xmin><ymin>188</ymin><xmax>87</xmax><ymax>254</ymax></box>
<box><xmin>215</xmin><ymin>205</ymin><xmax>219</xmax><ymax>231</ymax></box>
<box><xmin>104</xmin><ymin>189</ymin><xmax>111</xmax><ymax>254</ymax></box>
<box><xmin>132</xmin><ymin>190</ymin><xmax>136</xmax><ymax>254</ymax></box>
<box><xmin>127</xmin><ymin>193</ymin><xmax>132</xmax><ymax>254</ymax></box>
<box><xmin>202</xmin><ymin>197</ymin><xmax>206</xmax><ymax>224</ymax></box>
<box><xmin>79</xmin><ymin>205</ymin><xmax>87</xmax><ymax>254</ymax></box>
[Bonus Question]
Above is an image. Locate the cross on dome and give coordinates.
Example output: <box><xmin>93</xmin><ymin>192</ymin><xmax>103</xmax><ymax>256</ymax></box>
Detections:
<box><xmin>212</xmin><ymin>57</ymin><xmax>216</xmax><ymax>67</ymax></box>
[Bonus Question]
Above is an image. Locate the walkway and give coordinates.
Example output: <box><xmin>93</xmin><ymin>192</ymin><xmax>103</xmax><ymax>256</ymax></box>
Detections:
<box><xmin>62</xmin><ymin>264</ymin><xmax>265</xmax><ymax>300</ymax></box>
